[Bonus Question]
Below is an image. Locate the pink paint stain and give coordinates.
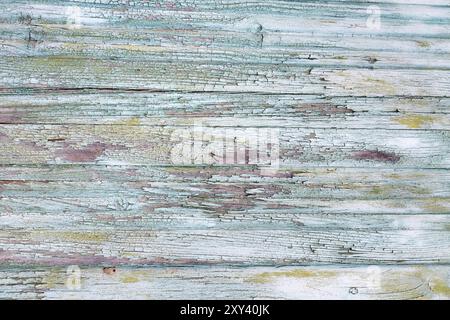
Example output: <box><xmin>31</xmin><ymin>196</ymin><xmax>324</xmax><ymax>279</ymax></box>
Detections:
<box><xmin>352</xmin><ymin>150</ymin><xmax>400</xmax><ymax>163</ymax></box>
<box><xmin>59</xmin><ymin>142</ymin><xmax>107</xmax><ymax>162</ymax></box>
<box><xmin>0</xmin><ymin>110</ymin><xmax>24</xmax><ymax>123</ymax></box>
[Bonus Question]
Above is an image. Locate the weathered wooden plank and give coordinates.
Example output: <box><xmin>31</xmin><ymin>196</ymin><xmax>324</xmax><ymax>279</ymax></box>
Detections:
<box><xmin>1</xmin><ymin>228</ymin><xmax>450</xmax><ymax>265</ymax></box>
<box><xmin>2</xmin><ymin>168</ymin><xmax>447</xmax><ymax>264</ymax></box>
<box><xmin>3</xmin><ymin>35</ymin><xmax>450</xmax><ymax>72</ymax></box>
<box><xmin>2</xmin><ymin>0</ymin><xmax>449</xmax><ymax>37</ymax></box>
<box><xmin>2</xmin><ymin>23</ymin><xmax>450</xmax><ymax>70</ymax></box>
<box><xmin>1</xmin><ymin>92</ymin><xmax>450</xmax><ymax>129</ymax></box>
<box><xmin>1</xmin><ymin>172</ymin><xmax>448</xmax><ymax>200</ymax></box>
<box><xmin>2</xmin><ymin>205</ymin><xmax>450</xmax><ymax>230</ymax></box>
<box><xmin>4</xmin><ymin>92</ymin><xmax>449</xmax><ymax>115</ymax></box>
<box><xmin>0</xmin><ymin>1</ymin><xmax>449</xmax><ymax>95</ymax></box>
<box><xmin>2</xmin><ymin>56</ymin><xmax>450</xmax><ymax>96</ymax></box>
<box><xmin>1</xmin><ymin>167</ymin><xmax>449</xmax><ymax>218</ymax></box>
<box><xmin>10</xmin><ymin>58</ymin><xmax>450</xmax><ymax>98</ymax></box>
<box><xmin>1</xmin><ymin>265</ymin><xmax>449</xmax><ymax>300</ymax></box>
<box><xmin>0</xmin><ymin>0</ymin><xmax>449</xmax><ymax>300</ymax></box>
<box><xmin>0</xmin><ymin>0</ymin><xmax>447</xmax><ymax>60</ymax></box>
<box><xmin>0</xmin><ymin>165</ymin><xmax>448</xmax><ymax>184</ymax></box>
<box><xmin>0</xmin><ymin>125</ymin><xmax>448</xmax><ymax>167</ymax></box>
<box><xmin>2</xmin><ymin>198</ymin><xmax>449</xmax><ymax>225</ymax></box>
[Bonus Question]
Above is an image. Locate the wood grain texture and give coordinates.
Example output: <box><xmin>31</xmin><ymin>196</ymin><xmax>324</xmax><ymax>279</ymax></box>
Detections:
<box><xmin>1</xmin><ymin>266</ymin><xmax>450</xmax><ymax>300</ymax></box>
<box><xmin>0</xmin><ymin>0</ymin><xmax>449</xmax><ymax>299</ymax></box>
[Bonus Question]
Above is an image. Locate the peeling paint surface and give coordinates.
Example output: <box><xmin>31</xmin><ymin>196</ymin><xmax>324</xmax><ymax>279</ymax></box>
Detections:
<box><xmin>0</xmin><ymin>0</ymin><xmax>449</xmax><ymax>300</ymax></box>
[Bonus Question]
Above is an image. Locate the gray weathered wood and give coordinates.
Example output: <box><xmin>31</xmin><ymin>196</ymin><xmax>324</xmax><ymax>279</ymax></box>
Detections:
<box><xmin>1</xmin><ymin>265</ymin><xmax>450</xmax><ymax>300</ymax></box>
<box><xmin>0</xmin><ymin>0</ymin><xmax>449</xmax><ymax>299</ymax></box>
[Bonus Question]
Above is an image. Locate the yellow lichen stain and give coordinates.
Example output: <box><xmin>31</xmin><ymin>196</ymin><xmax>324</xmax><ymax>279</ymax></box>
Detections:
<box><xmin>378</xmin><ymin>267</ymin><xmax>429</xmax><ymax>299</ymax></box>
<box><xmin>422</xmin><ymin>199</ymin><xmax>450</xmax><ymax>213</ymax></box>
<box><xmin>126</xmin><ymin>117</ymin><xmax>141</xmax><ymax>126</ymax></box>
<box><xmin>385</xmin><ymin>173</ymin><xmax>401</xmax><ymax>179</ymax></box>
<box><xmin>63</xmin><ymin>43</ymin><xmax>160</xmax><ymax>54</ymax></box>
<box><xmin>430</xmin><ymin>279</ymin><xmax>450</xmax><ymax>297</ymax></box>
<box><xmin>365</xmin><ymin>77</ymin><xmax>397</xmax><ymax>95</ymax></box>
<box><xmin>42</xmin><ymin>269</ymin><xmax>64</xmax><ymax>289</ymax></box>
<box><xmin>121</xmin><ymin>275</ymin><xmax>140</xmax><ymax>283</ymax></box>
<box><xmin>32</xmin><ymin>231</ymin><xmax>109</xmax><ymax>243</ymax></box>
<box><xmin>118</xmin><ymin>269</ymin><xmax>152</xmax><ymax>284</ymax></box>
<box><xmin>378</xmin><ymin>267</ymin><xmax>450</xmax><ymax>299</ymax></box>
<box><xmin>411</xmin><ymin>267</ymin><xmax>450</xmax><ymax>298</ymax></box>
<box><xmin>59</xmin><ymin>231</ymin><xmax>109</xmax><ymax>242</ymax></box>
<box><xmin>394</xmin><ymin>115</ymin><xmax>435</xmax><ymax>129</ymax></box>
<box><xmin>30</xmin><ymin>56</ymin><xmax>112</xmax><ymax>74</ymax></box>
<box><xmin>122</xmin><ymin>251</ymin><xmax>140</xmax><ymax>258</ymax></box>
<box><xmin>112</xmin><ymin>44</ymin><xmax>162</xmax><ymax>53</ymax></box>
<box><xmin>115</xmin><ymin>117</ymin><xmax>141</xmax><ymax>126</ymax></box>
<box><xmin>246</xmin><ymin>270</ymin><xmax>337</xmax><ymax>284</ymax></box>
<box><xmin>416</xmin><ymin>40</ymin><xmax>430</xmax><ymax>48</ymax></box>
<box><xmin>62</xmin><ymin>42</ymin><xmax>88</xmax><ymax>51</ymax></box>
<box><xmin>369</xmin><ymin>185</ymin><xmax>430</xmax><ymax>196</ymax></box>
<box><xmin>31</xmin><ymin>56</ymin><xmax>84</xmax><ymax>67</ymax></box>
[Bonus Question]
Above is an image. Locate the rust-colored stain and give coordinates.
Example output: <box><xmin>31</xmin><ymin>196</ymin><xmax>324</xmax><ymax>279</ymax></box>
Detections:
<box><xmin>103</xmin><ymin>267</ymin><xmax>117</xmax><ymax>275</ymax></box>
